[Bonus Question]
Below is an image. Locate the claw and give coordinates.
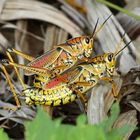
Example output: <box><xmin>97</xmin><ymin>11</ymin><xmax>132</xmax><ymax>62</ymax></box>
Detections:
<box><xmin>7</xmin><ymin>48</ymin><xmax>13</xmax><ymax>53</ymax></box>
<box><xmin>1</xmin><ymin>59</ymin><xmax>9</xmax><ymax>65</ymax></box>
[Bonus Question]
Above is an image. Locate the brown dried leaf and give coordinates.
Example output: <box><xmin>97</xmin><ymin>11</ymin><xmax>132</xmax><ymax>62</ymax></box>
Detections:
<box><xmin>0</xmin><ymin>100</ymin><xmax>36</xmax><ymax>124</ymax></box>
<box><xmin>87</xmin><ymin>77</ymin><xmax>122</xmax><ymax>124</ymax></box>
<box><xmin>129</xmin><ymin>100</ymin><xmax>140</xmax><ymax>112</ymax></box>
<box><xmin>113</xmin><ymin>110</ymin><xmax>138</xmax><ymax>140</ymax></box>
<box><xmin>0</xmin><ymin>0</ymin><xmax>82</xmax><ymax>36</ymax></box>
<box><xmin>117</xmin><ymin>8</ymin><xmax>140</xmax><ymax>39</ymax></box>
<box><xmin>87</xmin><ymin>85</ymin><xmax>108</xmax><ymax>124</ymax></box>
<box><xmin>43</xmin><ymin>25</ymin><xmax>68</xmax><ymax>52</ymax></box>
<box><xmin>1</xmin><ymin>22</ymin><xmax>45</xmax><ymax>41</ymax></box>
<box><xmin>0</xmin><ymin>33</ymin><xmax>9</xmax><ymax>49</ymax></box>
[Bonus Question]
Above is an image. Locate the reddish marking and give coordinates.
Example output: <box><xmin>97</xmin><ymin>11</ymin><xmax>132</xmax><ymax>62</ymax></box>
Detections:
<box><xmin>66</xmin><ymin>36</ymin><xmax>84</xmax><ymax>46</ymax></box>
<box><xmin>45</xmin><ymin>74</ymin><xmax>68</xmax><ymax>89</ymax></box>
<box><xmin>61</xmin><ymin>51</ymin><xmax>67</xmax><ymax>58</ymax></box>
<box><xmin>30</xmin><ymin>53</ymin><xmax>52</xmax><ymax>67</ymax></box>
<box><xmin>53</xmin><ymin>51</ymin><xmax>67</xmax><ymax>66</ymax></box>
<box><xmin>30</xmin><ymin>49</ymin><xmax>59</xmax><ymax>67</ymax></box>
<box><xmin>30</xmin><ymin>50</ymin><xmax>67</xmax><ymax>68</ymax></box>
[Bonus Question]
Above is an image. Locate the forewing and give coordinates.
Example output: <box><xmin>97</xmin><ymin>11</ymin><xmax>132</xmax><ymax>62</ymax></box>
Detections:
<box><xmin>25</xmin><ymin>47</ymin><xmax>62</xmax><ymax>75</ymax></box>
<box><xmin>44</xmin><ymin>66</ymin><xmax>83</xmax><ymax>89</ymax></box>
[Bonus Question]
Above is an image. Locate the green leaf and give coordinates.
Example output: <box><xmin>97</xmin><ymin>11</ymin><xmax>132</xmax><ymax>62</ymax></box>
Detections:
<box><xmin>101</xmin><ymin>102</ymin><xmax>120</xmax><ymax>131</ymax></box>
<box><xmin>25</xmin><ymin>104</ymin><xmax>136</xmax><ymax>140</ymax></box>
<box><xmin>137</xmin><ymin>137</ymin><xmax>140</xmax><ymax>140</ymax></box>
<box><xmin>0</xmin><ymin>129</ymin><xmax>9</xmax><ymax>140</ymax></box>
<box><xmin>96</xmin><ymin>0</ymin><xmax>140</xmax><ymax>20</ymax></box>
<box><xmin>76</xmin><ymin>115</ymin><xmax>86</xmax><ymax>126</ymax></box>
<box><xmin>108</xmin><ymin>125</ymin><xmax>135</xmax><ymax>140</ymax></box>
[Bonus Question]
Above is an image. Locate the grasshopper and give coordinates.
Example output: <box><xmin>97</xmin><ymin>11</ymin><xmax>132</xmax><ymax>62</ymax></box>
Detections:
<box><xmin>5</xmin><ymin>16</ymin><xmax>111</xmax><ymax>78</ymax></box>
<box><xmin>4</xmin><ymin>17</ymin><xmax>105</xmax><ymax>90</ymax></box>
<box><xmin>22</xmin><ymin>40</ymin><xmax>132</xmax><ymax>107</ymax></box>
<box><xmin>23</xmin><ymin>40</ymin><xmax>132</xmax><ymax>107</ymax></box>
<box><xmin>0</xmin><ymin>16</ymin><xmax>111</xmax><ymax>110</ymax></box>
<box><xmin>0</xmin><ymin>34</ymin><xmax>132</xmax><ymax>110</ymax></box>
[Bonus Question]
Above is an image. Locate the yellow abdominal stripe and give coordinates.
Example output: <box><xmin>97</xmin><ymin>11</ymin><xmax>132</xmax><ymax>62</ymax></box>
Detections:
<box><xmin>24</xmin><ymin>84</ymin><xmax>77</xmax><ymax>106</ymax></box>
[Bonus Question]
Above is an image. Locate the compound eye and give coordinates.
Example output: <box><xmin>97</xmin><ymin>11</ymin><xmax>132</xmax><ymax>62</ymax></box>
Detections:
<box><xmin>108</xmin><ymin>54</ymin><xmax>112</xmax><ymax>62</ymax></box>
<box><xmin>85</xmin><ymin>37</ymin><xmax>90</xmax><ymax>44</ymax></box>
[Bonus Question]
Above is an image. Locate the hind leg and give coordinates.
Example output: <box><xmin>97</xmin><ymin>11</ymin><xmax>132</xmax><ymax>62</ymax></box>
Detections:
<box><xmin>0</xmin><ymin>63</ymin><xmax>21</xmax><ymax>110</ymax></box>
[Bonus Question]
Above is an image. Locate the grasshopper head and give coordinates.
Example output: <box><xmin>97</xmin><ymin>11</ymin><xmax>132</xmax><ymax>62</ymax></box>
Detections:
<box><xmin>82</xmin><ymin>15</ymin><xmax>112</xmax><ymax>58</ymax></box>
<box><xmin>80</xmin><ymin>18</ymin><xmax>99</xmax><ymax>58</ymax></box>
<box><xmin>81</xmin><ymin>36</ymin><xmax>93</xmax><ymax>58</ymax></box>
<box><xmin>104</xmin><ymin>53</ymin><xmax>116</xmax><ymax>77</ymax></box>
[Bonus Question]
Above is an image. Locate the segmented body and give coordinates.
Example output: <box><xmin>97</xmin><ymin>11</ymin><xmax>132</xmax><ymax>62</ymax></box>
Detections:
<box><xmin>22</xmin><ymin>53</ymin><xmax>116</xmax><ymax>106</ymax></box>
<box><xmin>23</xmin><ymin>84</ymin><xmax>76</xmax><ymax>106</ymax></box>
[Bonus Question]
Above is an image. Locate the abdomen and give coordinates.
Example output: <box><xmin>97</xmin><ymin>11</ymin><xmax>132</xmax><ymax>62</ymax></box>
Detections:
<box><xmin>22</xmin><ymin>84</ymin><xmax>77</xmax><ymax>106</ymax></box>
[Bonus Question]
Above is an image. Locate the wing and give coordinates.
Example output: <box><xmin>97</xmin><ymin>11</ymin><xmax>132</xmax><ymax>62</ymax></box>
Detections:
<box><xmin>44</xmin><ymin>66</ymin><xmax>84</xmax><ymax>89</ymax></box>
<box><xmin>25</xmin><ymin>47</ymin><xmax>63</xmax><ymax>75</ymax></box>
<box><xmin>27</xmin><ymin>48</ymin><xmax>63</xmax><ymax>67</ymax></box>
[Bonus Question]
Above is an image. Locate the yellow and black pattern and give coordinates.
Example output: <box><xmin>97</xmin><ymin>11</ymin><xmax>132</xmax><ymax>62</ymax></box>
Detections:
<box><xmin>26</xmin><ymin>52</ymin><xmax>116</xmax><ymax>106</ymax></box>
<box><xmin>25</xmin><ymin>35</ymin><xmax>93</xmax><ymax>77</ymax></box>
<box><xmin>33</xmin><ymin>75</ymin><xmax>50</xmax><ymax>88</ymax></box>
<box><xmin>22</xmin><ymin>84</ymin><xmax>77</xmax><ymax>106</ymax></box>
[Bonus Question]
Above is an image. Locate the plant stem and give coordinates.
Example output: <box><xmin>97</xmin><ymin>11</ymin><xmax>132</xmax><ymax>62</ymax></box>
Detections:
<box><xmin>97</xmin><ymin>0</ymin><xmax>140</xmax><ymax>20</ymax></box>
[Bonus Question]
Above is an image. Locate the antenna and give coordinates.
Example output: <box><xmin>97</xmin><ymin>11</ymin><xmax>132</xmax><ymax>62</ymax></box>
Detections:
<box><xmin>91</xmin><ymin>18</ymin><xmax>99</xmax><ymax>38</ymax></box>
<box><xmin>114</xmin><ymin>32</ymin><xmax>126</xmax><ymax>55</ymax></box>
<box><xmin>115</xmin><ymin>40</ymin><xmax>133</xmax><ymax>56</ymax></box>
<box><xmin>92</xmin><ymin>14</ymin><xmax>112</xmax><ymax>38</ymax></box>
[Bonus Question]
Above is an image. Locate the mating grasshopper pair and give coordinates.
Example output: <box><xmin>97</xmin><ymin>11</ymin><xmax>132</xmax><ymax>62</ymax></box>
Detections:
<box><xmin>0</xmin><ymin>15</ymin><xmax>131</xmax><ymax>111</ymax></box>
<box><xmin>21</xmin><ymin>36</ymin><xmax>131</xmax><ymax>108</ymax></box>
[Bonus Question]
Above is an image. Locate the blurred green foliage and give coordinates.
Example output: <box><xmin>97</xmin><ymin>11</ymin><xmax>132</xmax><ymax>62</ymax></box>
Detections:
<box><xmin>96</xmin><ymin>0</ymin><xmax>140</xmax><ymax>20</ymax></box>
<box><xmin>25</xmin><ymin>103</ymin><xmax>135</xmax><ymax>140</ymax></box>
<box><xmin>0</xmin><ymin>103</ymin><xmax>137</xmax><ymax>140</ymax></box>
<box><xmin>0</xmin><ymin>129</ymin><xmax>9</xmax><ymax>140</ymax></box>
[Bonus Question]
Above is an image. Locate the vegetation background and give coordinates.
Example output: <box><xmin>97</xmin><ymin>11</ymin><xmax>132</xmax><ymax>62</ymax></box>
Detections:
<box><xmin>0</xmin><ymin>0</ymin><xmax>139</xmax><ymax>139</ymax></box>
